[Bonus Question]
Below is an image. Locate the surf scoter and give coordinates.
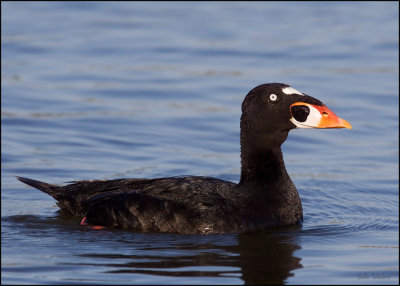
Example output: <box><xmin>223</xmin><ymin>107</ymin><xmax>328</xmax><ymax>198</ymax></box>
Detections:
<box><xmin>17</xmin><ymin>83</ymin><xmax>351</xmax><ymax>234</ymax></box>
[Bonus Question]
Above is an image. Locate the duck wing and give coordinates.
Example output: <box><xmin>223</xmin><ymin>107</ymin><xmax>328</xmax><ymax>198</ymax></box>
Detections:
<box><xmin>17</xmin><ymin>176</ymin><xmax>238</xmax><ymax>233</ymax></box>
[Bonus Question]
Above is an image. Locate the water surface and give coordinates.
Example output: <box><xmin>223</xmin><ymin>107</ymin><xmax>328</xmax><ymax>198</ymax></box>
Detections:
<box><xmin>2</xmin><ymin>2</ymin><xmax>398</xmax><ymax>284</ymax></box>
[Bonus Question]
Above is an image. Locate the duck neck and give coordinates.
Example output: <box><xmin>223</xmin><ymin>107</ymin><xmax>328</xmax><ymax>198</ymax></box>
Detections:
<box><xmin>238</xmin><ymin>133</ymin><xmax>291</xmax><ymax>188</ymax></box>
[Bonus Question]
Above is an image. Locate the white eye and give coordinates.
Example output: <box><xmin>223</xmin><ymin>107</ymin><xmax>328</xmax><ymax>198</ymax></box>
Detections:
<box><xmin>269</xmin><ymin>94</ymin><xmax>278</xmax><ymax>101</ymax></box>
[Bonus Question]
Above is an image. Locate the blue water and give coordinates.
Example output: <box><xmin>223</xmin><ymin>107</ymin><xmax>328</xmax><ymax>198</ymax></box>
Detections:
<box><xmin>2</xmin><ymin>2</ymin><xmax>398</xmax><ymax>284</ymax></box>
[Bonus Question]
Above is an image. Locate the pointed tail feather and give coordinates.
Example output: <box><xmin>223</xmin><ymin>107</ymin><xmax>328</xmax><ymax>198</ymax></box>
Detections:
<box><xmin>16</xmin><ymin>176</ymin><xmax>61</xmax><ymax>199</ymax></box>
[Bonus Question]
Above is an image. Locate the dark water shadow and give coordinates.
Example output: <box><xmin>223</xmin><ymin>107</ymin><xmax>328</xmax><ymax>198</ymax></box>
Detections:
<box><xmin>74</xmin><ymin>232</ymin><xmax>302</xmax><ymax>284</ymax></box>
<box><xmin>235</xmin><ymin>232</ymin><xmax>302</xmax><ymax>284</ymax></box>
<box><xmin>3</xmin><ymin>213</ymin><xmax>303</xmax><ymax>284</ymax></box>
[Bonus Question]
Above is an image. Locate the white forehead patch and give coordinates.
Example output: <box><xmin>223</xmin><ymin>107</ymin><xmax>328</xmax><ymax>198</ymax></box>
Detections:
<box><xmin>282</xmin><ymin>86</ymin><xmax>304</xmax><ymax>96</ymax></box>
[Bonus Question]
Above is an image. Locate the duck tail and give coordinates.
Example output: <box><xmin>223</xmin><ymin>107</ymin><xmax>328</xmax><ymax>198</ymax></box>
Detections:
<box><xmin>16</xmin><ymin>176</ymin><xmax>61</xmax><ymax>199</ymax></box>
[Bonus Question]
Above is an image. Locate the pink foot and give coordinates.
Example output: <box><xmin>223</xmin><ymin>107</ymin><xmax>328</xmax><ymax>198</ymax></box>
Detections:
<box><xmin>80</xmin><ymin>217</ymin><xmax>106</xmax><ymax>230</ymax></box>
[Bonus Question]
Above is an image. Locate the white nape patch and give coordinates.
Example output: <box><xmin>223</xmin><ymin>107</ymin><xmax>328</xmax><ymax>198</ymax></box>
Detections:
<box><xmin>290</xmin><ymin>104</ymin><xmax>322</xmax><ymax>128</ymax></box>
<box><xmin>282</xmin><ymin>86</ymin><xmax>304</xmax><ymax>96</ymax></box>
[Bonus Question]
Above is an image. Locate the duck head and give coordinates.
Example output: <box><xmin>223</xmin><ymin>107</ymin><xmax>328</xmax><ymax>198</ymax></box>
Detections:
<box><xmin>240</xmin><ymin>83</ymin><xmax>352</xmax><ymax>147</ymax></box>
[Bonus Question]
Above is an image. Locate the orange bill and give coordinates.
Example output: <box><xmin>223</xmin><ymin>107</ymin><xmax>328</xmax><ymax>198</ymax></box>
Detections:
<box><xmin>290</xmin><ymin>102</ymin><xmax>352</xmax><ymax>129</ymax></box>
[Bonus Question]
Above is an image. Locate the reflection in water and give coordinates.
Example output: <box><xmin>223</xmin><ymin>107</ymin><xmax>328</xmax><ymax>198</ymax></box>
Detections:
<box><xmin>237</xmin><ymin>233</ymin><xmax>302</xmax><ymax>284</ymax></box>
<box><xmin>4</xmin><ymin>214</ymin><xmax>302</xmax><ymax>284</ymax></box>
<box><xmin>76</xmin><ymin>230</ymin><xmax>302</xmax><ymax>284</ymax></box>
